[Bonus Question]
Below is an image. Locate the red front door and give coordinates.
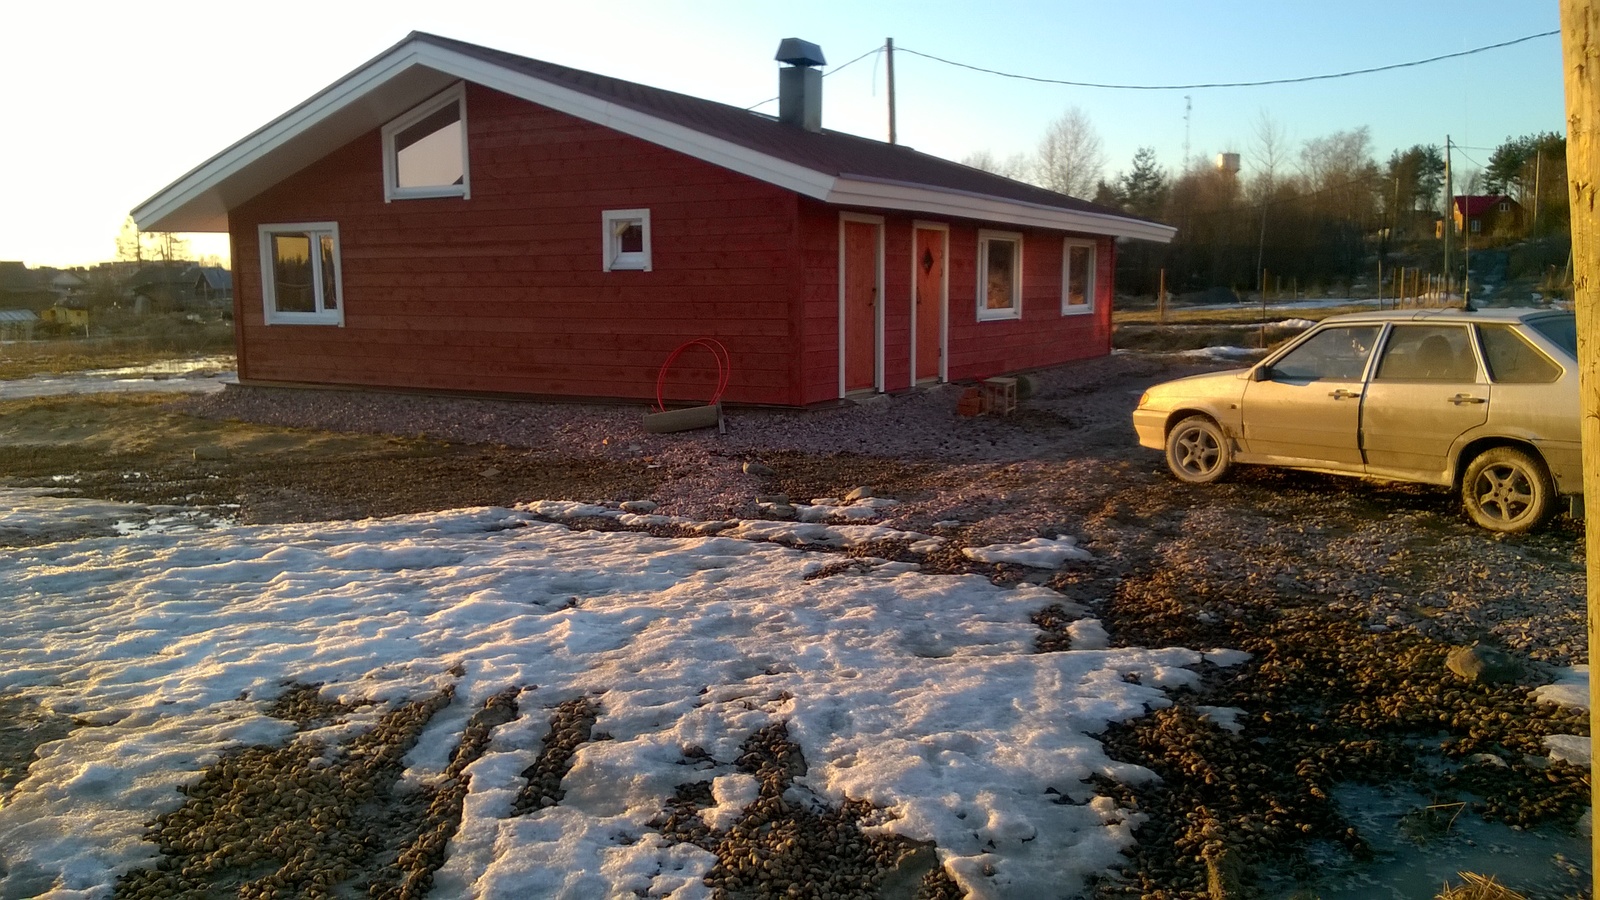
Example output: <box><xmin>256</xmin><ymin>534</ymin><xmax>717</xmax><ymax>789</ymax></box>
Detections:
<box><xmin>914</xmin><ymin>226</ymin><xmax>945</xmax><ymax>382</ymax></box>
<box><xmin>842</xmin><ymin>220</ymin><xmax>879</xmax><ymax>393</ymax></box>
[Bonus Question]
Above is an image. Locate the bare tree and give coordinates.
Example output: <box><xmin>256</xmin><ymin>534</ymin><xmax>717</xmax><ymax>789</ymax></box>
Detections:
<box><xmin>961</xmin><ymin>149</ymin><xmax>1033</xmax><ymax>182</ymax></box>
<box><xmin>1246</xmin><ymin>111</ymin><xmax>1290</xmax><ymax>205</ymax></box>
<box><xmin>1033</xmin><ymin>107</ymin><xmax>1106</xmax><ymax>199</ymax></box>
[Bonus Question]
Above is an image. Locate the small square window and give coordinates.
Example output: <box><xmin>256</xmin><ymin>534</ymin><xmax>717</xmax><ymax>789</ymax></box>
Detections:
<box><xmin>259</xmin><ymin>222</ymin><xmax>343</xmax><ymax>326</ymax></box>
<box><xmin>602</xmin><ymin>209</ymin><xmax>652</xmax><ymax>272</ymax></box>
<box><xmin>976</xmin><ymin>230</ymin><xmax>1022</xmax><ymax>321</ymax></box>
<box><xmin>1062</xmin><ymin>240</ymin><xmax>1095</xmax><ymax>315</ymax></box>
<box><xmin>382</xmin><ymin>84</ymin><xmax>469</xmax><ymax>201</ymax></box>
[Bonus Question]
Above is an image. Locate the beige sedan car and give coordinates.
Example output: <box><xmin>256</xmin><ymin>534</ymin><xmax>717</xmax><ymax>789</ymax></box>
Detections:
<box><xmin>1133</xmin><ymin>308</ymin><xmax>1582</xmax><ymax>533</ymax></box>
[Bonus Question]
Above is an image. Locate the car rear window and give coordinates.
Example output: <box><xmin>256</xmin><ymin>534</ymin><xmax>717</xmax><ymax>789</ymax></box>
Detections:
<box><xmin>1477</xmin><ymin>324</ymin><xmax>1562</xmax><ymax>384</ymax></box>
<box><xmin>1374</xmin><ymin>325</ymin><xmax>1476</xmax><ymax>381</ymax></box>
<box><xmin>1526</xmin><ymin>314</ymin><xmax>1577</xmax><ymax>357</ymax></box>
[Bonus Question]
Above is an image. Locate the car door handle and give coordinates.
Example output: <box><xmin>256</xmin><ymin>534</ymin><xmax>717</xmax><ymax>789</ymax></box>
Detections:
<box><xmin>1329</xmin><ymin>389</ymin><xmax>1360</xmax><ymax>400</ymax></box>
<box><xmin>1448</xmin><ymin>394</ymin><xmax>1487</xmax><ymax>405</ymax></box>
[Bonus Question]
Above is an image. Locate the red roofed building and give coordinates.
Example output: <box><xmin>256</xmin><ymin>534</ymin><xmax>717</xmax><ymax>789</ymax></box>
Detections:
<box><xmin>134</xmin><ymin>33</ymin><xmax>1173</xmax><ymax>407</ymax></box>
<box><xmin>1439</xmin><ymin>195</ymin><xmax>1525</xmax><ymax>239</ymax></box>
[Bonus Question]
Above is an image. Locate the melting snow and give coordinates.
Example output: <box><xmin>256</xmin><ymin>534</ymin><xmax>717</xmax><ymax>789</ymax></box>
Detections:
<box><xmin>0</xmin><ymin>496</ymin><xmax>1248</xmax><ymax>899</ymax></box>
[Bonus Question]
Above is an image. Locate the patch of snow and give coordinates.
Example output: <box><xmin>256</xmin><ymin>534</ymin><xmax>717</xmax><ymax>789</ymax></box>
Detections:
<box><xmin>1545</xmin><ymin>735</ymin><xmax>1591</xmax><ymax>768</ymax></box>
<box><xmin>1533</xmin><ymin>666</ymin><xmax>1588</xmax><ymax>710</ymax></box>
<box><xmin>0</xmin><ymin>499</ymin><xmax>1232</xmax><ymax>899</ymax></box>
<box><xmin>963</xmin><ymin>536</ymin><xmax>1092</xmax><ymax>568</ymax></box>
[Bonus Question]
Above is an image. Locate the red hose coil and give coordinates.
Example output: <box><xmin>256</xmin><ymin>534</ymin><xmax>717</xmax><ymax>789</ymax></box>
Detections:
<box><xmin>655</xmin><ymin>338</ymin><xmax>731</xmax><ymax>412</ymax></box>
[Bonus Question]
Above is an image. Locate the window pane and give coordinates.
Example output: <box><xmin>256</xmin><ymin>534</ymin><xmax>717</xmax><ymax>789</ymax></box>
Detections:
<box><xmin>1374</xmin><ymin>325</ymin><xmax>1475</xmax><ymax>381</ymax></box>
<box><xmin>1066</xmin><ymin>244</ymin><xmax>1092</xmax><ymax>306</ymax></box>
<box><xmin>395</xmin><ymin>102</ymin><xmax>464</xmax><ymax>189</ymax></box>
<box><xmin>1271</xmin><ymin>325</ymin><xmax>1380</xmax><ymax>381</ymax></box>
<box><xmin>617</xmin><ymin>222</ymin><xmax>643</xmax><ymax>254</ymax></box>
<box><xmin>1527</xmin><ymin>314</ymin><xmax>1577</xmax><ymax>357</ymax></box>
<box><xmin>1478</xmin><ymin>324</ymin><xmax>1561</xmax><ymax>383</ymax></box>
<box><xmin>320</xmin><ymin>234</ymin><xmax>338</xmax><ymax>311</ymax></box>
<box><xmin>271</xmin><ymin>233</ymin><xmax>315</xmax><ymax>313</ymax></box>
<box><xmin>985</xmin><ymin>239</ymin><xmax>1015</xmax><ymax>310</ymax></box>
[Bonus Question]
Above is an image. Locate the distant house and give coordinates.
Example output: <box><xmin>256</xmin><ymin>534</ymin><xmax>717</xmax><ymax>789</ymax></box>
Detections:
<box><xmin>39</xmin><ymin>302</ymin><xmax>89</xmax><ymax>331</ymax></box>
<box><xmin>0</xmin><ymin>309</ymin><xmax>39</xmax><ymax>341</ymax></box>
<box><xmin>128</xmin><ymin>263</ymin><xmax>232</xmax><ymax>313</ymax></box>
<box><xmin>192</xmin><ymin>267</ymin><xmax>233</xmax><ymax>307</ymax></box>
<box><xmin>0</xmin><ymin>262</ymin><xmax>53</xmax><ymax>310</ymax></box>
<box><xmin>132</xmin><ymin>32</ymin><xmax>1174</xmax><ymax>407</ymax></box>
<box><xmin>1438</xmin><ymin>195</ymin><xmax>1524</xmax><ymax>238</ymax></box>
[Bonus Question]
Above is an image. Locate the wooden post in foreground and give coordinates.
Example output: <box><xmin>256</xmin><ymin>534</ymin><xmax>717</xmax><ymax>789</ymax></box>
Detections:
<box><xmin>1559</xmin><ymin>1</ymin><xmax>1599</xmax><ymax>892</ymax></box>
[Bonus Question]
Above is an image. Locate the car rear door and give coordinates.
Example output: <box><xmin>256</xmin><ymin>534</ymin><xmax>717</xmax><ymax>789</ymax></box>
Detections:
<box><xmin>1239</xmin><ymin>324</ymin><xmax>1379</xmax><ymax>468</ymax></box>
<box><xmin>1359</xmin><ymin>324</ymin><xmax>1488</xmax><ymax>484</ymax></box>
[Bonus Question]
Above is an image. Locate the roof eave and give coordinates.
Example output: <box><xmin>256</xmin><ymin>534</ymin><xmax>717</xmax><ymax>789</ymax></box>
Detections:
<box><xmin>826</xmin><ymin>176</ymin><xmax>1176</xmax><ymax>242</ymax></box>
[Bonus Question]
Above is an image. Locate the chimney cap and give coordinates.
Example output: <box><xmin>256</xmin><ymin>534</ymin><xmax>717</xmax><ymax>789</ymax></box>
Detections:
<box><xmin>775</xmin><ymin>38</ymin><xmax>826</xmax><ymax>68</ymax></box>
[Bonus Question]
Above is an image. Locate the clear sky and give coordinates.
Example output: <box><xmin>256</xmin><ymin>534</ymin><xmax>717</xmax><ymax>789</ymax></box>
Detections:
<box><xmin>5</xmin><ymin>0</ymin><xmax>1564</xmax><ymax>269</ymax></box>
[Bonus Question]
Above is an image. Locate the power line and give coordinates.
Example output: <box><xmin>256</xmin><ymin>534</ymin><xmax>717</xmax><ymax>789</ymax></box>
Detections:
<box><xmin>745</xmin><ymin>44</ymin><xmax>883</xmax><ymax>110</ymax></box>
<box><xmin>896</xmin><ymin>31</ymin><xmax>1557</xmax><ymax>91</ymax></box>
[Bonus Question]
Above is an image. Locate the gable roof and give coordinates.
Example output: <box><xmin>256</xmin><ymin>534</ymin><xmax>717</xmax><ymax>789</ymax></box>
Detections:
<box><xmin>133</xmin><ymin>32</ymin><xmax>1174</xmax><ymax>243</ymax></box>
<box><xmin>1452</xmin><ymin>195</ymin><xmax>1520</xmax><ymax>217</ymax></box>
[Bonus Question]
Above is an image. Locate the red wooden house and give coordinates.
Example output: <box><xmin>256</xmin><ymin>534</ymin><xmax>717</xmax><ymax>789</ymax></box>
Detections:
<box><xmin>133</xmin><ymin>33</ymin><xmax>1174</xmax><ymax>407</ymax></box>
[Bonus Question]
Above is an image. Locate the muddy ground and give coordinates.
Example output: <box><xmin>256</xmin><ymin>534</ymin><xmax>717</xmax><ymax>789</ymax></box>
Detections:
<box><xmin>0</xmin><ymin>364</ymin><xmax>1591</xmax><ymax>898</ymax></box>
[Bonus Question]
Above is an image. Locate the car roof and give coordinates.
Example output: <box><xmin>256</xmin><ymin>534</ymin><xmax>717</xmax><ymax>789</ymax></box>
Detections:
<box><xmin>1315</xmin><ymin>306</ymin><xmax>1570</xmax><ymax>326</ymax></box>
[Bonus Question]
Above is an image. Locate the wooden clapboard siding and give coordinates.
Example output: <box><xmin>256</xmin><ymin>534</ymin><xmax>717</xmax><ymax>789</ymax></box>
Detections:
<box><xmin>943</xmin><ymin>225</ymin><xmax>1115</xmax><ymax>381</ymax></box>
<box><xmin>231</xmin><ymin>84</ymin><xmax>804</xmax><ymax>405</ymax></box>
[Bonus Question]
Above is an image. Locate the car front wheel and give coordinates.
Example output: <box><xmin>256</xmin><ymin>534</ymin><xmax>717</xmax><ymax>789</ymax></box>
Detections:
<box><xmin>1165</xmin><ymin>416</ymin><xmax>1232</xmax><ymax>484</ymax></box>
<box><xmin>1462</xmin><ymin>446</ymin><xmax>1555</xmax><ymax>534</ymax></box>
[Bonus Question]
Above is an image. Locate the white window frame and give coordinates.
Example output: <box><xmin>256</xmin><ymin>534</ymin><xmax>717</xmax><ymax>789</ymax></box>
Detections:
<box><xmin>258</xmin><ymin>222</ymin><xmax>344</xmax><ymax>326</ymax></box>
<box><xmin>601</xmin><ymin>209</ymin><xmax>652</xmax><ymax>272</ymax></box>
<box><xmin>1061</xmin><ymin>238</ymin><xmax>1096</xmax><ymax>316</ymax></box>
<box><xmin>381</xmin><ymin>83</ymin><xmax>470</xmax><ymax>202</ymax></box>
<box><xmin>976</xmin><ymin>229</ymin><xmax>1023</xmax><ymax>322</ymax></box>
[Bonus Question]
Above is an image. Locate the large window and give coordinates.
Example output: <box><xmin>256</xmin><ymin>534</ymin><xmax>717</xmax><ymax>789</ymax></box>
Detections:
<box><xmin>259</xmin><ymin>223</ymin><xmax>343</xmax><ymax>326</ymax></box>
<box><xmin>382</xmin><ymin>84</ymin><xmax>469</xmax><ymax>201</ymax></box>
<box><xmin>1061</xmin><ymin>239</ymin><xmax>1095</xmax><ymax>315</ymax></box>
<box><xmin>602</xmin><ymin>209</ymin><xmax>652</xmax><ymax>271</ymax></box>
<box><xmin>977</xmin><ymin>230</ymin><xmax>1022</xmax><ymax>321</ymax></box>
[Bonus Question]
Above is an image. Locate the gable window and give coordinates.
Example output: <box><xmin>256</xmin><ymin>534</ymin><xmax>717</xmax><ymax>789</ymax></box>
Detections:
<box><xmin>1061</xmin><ymin>239</ymin><xmax>1096</xmax><ymax>315</ymax></box>
<box><xmin>259</xmin><ymin>222</ymin><xmax>343</xmax><ymax>326</ymax></box>
<box><xmin>382</xmin><ymin>84</ymin><xmax>469</xmax><ymax>200</ymax></box>
<box><xmin>602</xmin><ymin>209</ymin><xmax>652</xmax><ymax>271</ymax></box>
<box><xmin>976</xmin><ymin>230</ymin><xmax>1022</xmax><ymax>321</ymax></box>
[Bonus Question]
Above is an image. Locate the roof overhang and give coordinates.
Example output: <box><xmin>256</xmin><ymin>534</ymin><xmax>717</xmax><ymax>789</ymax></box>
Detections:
<box><xmin>134</xmin><ymin>35</ymin><xmax>1173</xmax><ymax>244</ymax></box>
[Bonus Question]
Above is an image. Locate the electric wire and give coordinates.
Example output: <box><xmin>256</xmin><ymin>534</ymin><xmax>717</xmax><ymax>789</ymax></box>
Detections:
<box><xmin>896</xmin><ymin>31</ymin><xmax>1557</xmax><ymax>91</ymax></box>
<box><xmin>745</xmin><ymin>45</ymin><xmax>883</xmax><ymax>110</ymax></box>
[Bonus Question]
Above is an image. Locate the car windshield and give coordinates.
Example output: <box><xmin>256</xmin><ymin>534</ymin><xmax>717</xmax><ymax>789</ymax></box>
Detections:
<box><xmin>1526</xmin><ymin>313</ymin><xmax>1577</xmax><ymax>358</ymax></box>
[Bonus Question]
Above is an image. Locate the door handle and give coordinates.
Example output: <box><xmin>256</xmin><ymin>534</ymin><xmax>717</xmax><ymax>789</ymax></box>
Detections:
<box><xmin>1448</xmin><ymin>394</ymin><xmax>1487</xmax><ymax>405</ymax></box>
<box><xmin>1328</xmin><ymin>389</ymin><xmax>1360</xmax><ymax>400</ymax></box>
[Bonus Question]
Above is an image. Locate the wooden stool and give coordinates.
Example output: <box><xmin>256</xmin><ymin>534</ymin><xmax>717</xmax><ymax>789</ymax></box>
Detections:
<box><xmin>981</xmin><ymin>376</ymin><xmax>1018</xmax><ymax>416</ymax></box>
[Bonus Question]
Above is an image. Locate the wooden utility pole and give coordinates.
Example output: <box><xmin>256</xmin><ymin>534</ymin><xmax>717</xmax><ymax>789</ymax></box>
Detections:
<box><xmin>1559</xmin><ymin>2</ymin><xmax>1598</xmax><ymax>893</ymax></box>
<box><xmin>886</xmin><ymin>38</ymin><xmax>897</xmax><ymax>145</ymax></box>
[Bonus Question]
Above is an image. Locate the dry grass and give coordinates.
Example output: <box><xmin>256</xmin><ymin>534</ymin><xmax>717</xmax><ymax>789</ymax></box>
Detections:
<box><xmin>0</xmin><ymin>322</ymin><xmax>234</xmax><ymax>380</ymax></box>
<box><xmin>1435</xmin><ymin>872</ymin><xmax>1528</xmax><ymax>900</ymax></box>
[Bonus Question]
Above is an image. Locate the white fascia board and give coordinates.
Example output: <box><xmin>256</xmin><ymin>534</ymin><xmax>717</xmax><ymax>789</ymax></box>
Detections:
<box><xmin>133</xmin><ymin>46</ymin><xmax>445</xmax><ymax>232</ymax></box>
<box><xmin>403</xmin><ymin>44</ymin><xmax>837</xmax><ymax>200</ymax></box>
<box><xmin>825</xmin><ymin>176</ymin><xmax>1178</xmax><ymax>243</ymax></box>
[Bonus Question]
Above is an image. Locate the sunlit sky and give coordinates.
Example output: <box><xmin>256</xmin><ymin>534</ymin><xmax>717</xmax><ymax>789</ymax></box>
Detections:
<box><xmin>5</xmin><ymin>0</ymin><xmax>1563</xmax><ymax>269</ymax></box>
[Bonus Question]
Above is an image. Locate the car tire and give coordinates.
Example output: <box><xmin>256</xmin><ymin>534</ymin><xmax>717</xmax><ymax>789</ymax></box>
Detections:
<box><xmin>1165</xmin><ymin>416</ymin><xmax>1232</xmax><ymax>484</ymax></box>
<box><xmin>1461</xmin><ymin>446</ymin><xmax>1555</xmax><ymax>534</ymax></box>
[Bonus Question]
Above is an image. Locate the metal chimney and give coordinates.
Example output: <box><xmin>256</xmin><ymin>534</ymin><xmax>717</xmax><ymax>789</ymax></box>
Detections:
<box><xmin>775</xmin><ymin>38</ymin><xmax>826</xmax><ymax>132</ymax></box>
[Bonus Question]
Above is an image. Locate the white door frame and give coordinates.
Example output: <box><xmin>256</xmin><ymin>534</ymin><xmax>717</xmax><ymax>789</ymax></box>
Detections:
<box><xmin>837</xmin><ymin>212</ymin><xmax>885</xmax><ymax>397</ymax></box>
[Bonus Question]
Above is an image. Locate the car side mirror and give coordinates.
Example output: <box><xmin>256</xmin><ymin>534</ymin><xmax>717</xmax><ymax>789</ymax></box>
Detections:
<box><xmin>1251</xmin><ymin>366</ymin><xmax>1272</xmax><ymax>382</ymax></box>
